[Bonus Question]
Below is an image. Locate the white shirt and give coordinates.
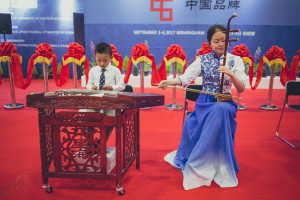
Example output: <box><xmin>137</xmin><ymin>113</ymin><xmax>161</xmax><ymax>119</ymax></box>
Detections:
<box><xmin>179</xmin><ymin>52</ymin><xmax>247</xmax><ymax>93</ymax></box>
<box><xmin>86</xmin><ymin>63</ymin><xmax>125</xmax><ymax>92</ymax></box>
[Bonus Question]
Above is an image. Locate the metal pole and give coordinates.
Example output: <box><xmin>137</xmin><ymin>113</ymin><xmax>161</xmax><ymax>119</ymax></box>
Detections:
<box><xmin>260</xmin><ymin>64</ymin><xmax>278</xmax><ymax>110</ymax></box>
<box><xmin>4</xmin><ymin>61</ymin><xmax>24</xmax><ymax>109</ymax></box>
<box><xmin>8</xmin><ymin>62</ymin><xmax>15</xmax><ymax>106</ymax></box>
<box><xmin>165</xmin><ymin>62</ymin><xmax>182</xmax><ymax>110</ymax></box>
<box><xmin>267</xmin><ymin>66</ymin><xmax>275</xmax><ymax>105</ymax></box>
<box><xmin>140</xmin><ymin>61</ymin><xmax>144</xmax><ymax>93</ymax></box>
<box><xmin>72</xmin><ymin>62</ymin><xmax>78</xmax><ymax>88</ymax></box>
<box><xmin>139</xmin><ymin>61</ymin><xmax>151</xmax><ymax>110</ymax></box>
<box><xmin>172</xmin><ymin>62</ymin><xmax>177</xmax><ymax>106</ymax></box>
<box><xmin>42</xmin><ymin>62</ymin><xmax>48</xmax><ymax>93</ymax></box>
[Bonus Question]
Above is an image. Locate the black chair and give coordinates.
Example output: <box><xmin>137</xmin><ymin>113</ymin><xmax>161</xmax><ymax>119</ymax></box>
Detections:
<box><xmin>183</xmin><ymin>84</ymin><xmax>202</xmax><ymax>126</ymax></box>
<box><xmin>276</xmin><ymin>80</ymin><xmax>300</xmax><ymax>149</ymax></box>
<box><xmin>122</xmin><ymin>84</ymin><xmax>134</xmax><ymax>93</ymax></box>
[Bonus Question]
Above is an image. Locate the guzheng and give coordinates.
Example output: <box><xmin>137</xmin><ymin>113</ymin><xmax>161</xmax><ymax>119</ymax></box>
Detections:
<box><xmin>26</xmin><ymin>89</ymin><xmax>164</xmax><ymax>195</ymax></box>
<box><xmin>26</xmin><ymin>89</ymin><xmax>165</xmax><ymax>109</ymax></box>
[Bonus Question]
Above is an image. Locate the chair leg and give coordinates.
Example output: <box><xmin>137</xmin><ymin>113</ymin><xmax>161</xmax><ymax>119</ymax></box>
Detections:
<box><xmin>275</xmin><ymin>100</ymin><xmax>285</xmax><ymax>135</ymax></box>
<box><xmin>182</xmin><ymin>100</ymin><xmax>188</xmax><ymax>128</ymax></box>
<box><xmin>276</xmin><ymin>99</ymin><xmax>299</xmax><ymax>149</ymax></box>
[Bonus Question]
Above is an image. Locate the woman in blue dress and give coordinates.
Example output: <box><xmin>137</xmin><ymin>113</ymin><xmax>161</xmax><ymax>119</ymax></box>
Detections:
<box><xmin>158</xmin><ymin>25</ymin><xmax>247</xmax><ymax>190</ymax></box>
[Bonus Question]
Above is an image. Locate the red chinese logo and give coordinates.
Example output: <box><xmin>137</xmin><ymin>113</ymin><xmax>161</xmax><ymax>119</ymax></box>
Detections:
<box><xmin>150</xmin><ymin>0</ymin><xmax>173</xmax><ymax>21</ymax></box>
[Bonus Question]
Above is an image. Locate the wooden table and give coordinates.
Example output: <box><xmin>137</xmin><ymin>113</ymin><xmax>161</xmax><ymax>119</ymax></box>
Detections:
<box><xmin>26</xmin><ymin>89</ymin><xmax>164</xmax><ymax>195</ymax></box>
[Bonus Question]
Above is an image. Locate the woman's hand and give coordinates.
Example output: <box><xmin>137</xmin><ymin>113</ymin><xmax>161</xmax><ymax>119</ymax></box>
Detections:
<box><xmin>217</xmin><ymin>64</ymin><xmax>245</xmax><ymax>92</ymax></box>
<box><xmin>157</xmin><ymin>80</ymin><xmax>169</xmax><ymax>90</ymax></box>
<box><xmin>217</xmin><ymin>65</ymin><xmax>234</xmax><ymax>77</ymax></box>
<box><xmin>158</xmin><ymin>78</ymin><xmax>181</xmax><ymax>89</ymax></box>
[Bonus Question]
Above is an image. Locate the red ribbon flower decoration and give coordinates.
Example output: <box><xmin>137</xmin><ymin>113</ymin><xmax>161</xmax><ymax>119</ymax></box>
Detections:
<box><xmin>252</xmin><ymin>46</ymin><xmax>288</xmax><ymax>89</ymax></box>
<box><xmin>158</xmin><ymin>44</ymin><xmax>188</xmax><ymax>81</ymax></box>
<box><xmin>0</xmin><ymin>42</ymin><xmax>17</xmax><ymax>84</ymax></box>
<box><xmin>124</xmin><ymin>43</ymin><xmax>160</xmax><ymax>85</ymax></box>
<box><xmin>131</xmin><ymin>43</ymin><xmax>149</xmax><ymax>57</ymax></box>
<box><xmin>194</xmin><ymin>42</ymin><xmax>212</xmax><ymax>60</ymax></box>
<box><xmin>12</xmin><ymin>43</ymin><xmax>58</xmax><ymax>89</ymax></box>
<box><xmin>57</xmin><ymin>42</ymin><xmax>90</xmax><ymax>87</ymax></box>
<box><xmin>0</xmin><ymin>42</ymin><xmax>25</xmax><ymax>87</ymax></box>
<box><xmin>4</xmin><ymin>43</ymin><xmax>56</xmax><ymax>89</ymax></box>
<box><xmin>0</xmin><ymin>42</ymin><xmax>17</xmax><ymax>56</ymax></box>
<box><xmin>284</xmin><ymin>49</ymin><xmax>300</xmax><ymax>84</ymax></box>
<box><xmin>231</xmin><ymin>44</ymin><xmax>251</xmax><ymax>58</ymax></box>
<box><xmin>110</xmin><ymin>44</ymin><xmax>123</xmax><ymax>73</ymax></box>
<box><xmin>65</xmin><ymin>42</ymin><xmax>85</xmax><ymax>59</ymax></box>
<box><xmin>35</xmin><ymin>43</ymin><xmax>54</xmax><ymax>58</ymax></box>
<box><xmin>231</xmin><ymin>44</ymin><xmax>254</xmax><ymax>88</ymax></box>
<box><xmin>265</xmin><ymin>46</ymin><xmax>286</xmax><ymax>61</ymax></box>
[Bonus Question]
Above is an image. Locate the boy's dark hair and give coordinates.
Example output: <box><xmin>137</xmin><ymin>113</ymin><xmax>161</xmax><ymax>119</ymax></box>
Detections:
<box><xmin>94</xmin><ymin>42</ymin><xmax>112</xmax><ymax>56</ymax></box>
<box><xmin>207</xmin><ymin>25</ymin><xmax>226</xmax><ymax>45</ymax></box>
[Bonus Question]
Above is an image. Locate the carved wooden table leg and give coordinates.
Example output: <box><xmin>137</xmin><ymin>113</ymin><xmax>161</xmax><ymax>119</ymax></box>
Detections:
<box><xmin>115</xmin><ymin>110</ymin><xmax>124</xmax><ymax>195</ymax></box>
<box><xmin>135</xmin><ymin>110</ymin><xmax>140</xmax><ymax>169</ymax></box>
<box><xmin>38</xmin><ymin>108</ymin><xmax>53</xmax><ymax>193</ymax></box>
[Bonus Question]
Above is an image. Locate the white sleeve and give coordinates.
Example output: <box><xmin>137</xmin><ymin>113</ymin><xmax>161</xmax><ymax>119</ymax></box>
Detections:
<box><xmin>178</xmin><ymin>57</ymin><xmax>201</xmax><ymax>86</ymax></box>
<box><xmin>112</xmin><ymin>69</ymin><xmax>125</xmax><ymax>92</ymax></box>
<box><xmin>86</xmin><ymin>68</ymin><xmax>95</xmax><ymax>90</ymax></box>
<box><xmin>233</xmin><ymin>56</ymin><xmax>247</xmax><ymax>87</ymax></box>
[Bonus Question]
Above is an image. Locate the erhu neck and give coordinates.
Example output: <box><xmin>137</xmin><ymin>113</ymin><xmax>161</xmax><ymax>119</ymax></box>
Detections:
<box><xmin>220</xmin><ymin>13</ymin><xmax>239</xmax><ymax>94</ymax></box>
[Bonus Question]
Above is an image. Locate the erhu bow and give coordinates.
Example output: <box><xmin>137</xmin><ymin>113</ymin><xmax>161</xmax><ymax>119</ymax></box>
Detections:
<box><xmin>153</xmin><ymin>84</ymin><xmax>242</xmax><ymax>101</ymax></box>
<box><xmin>219</xmin><ymin>13</ymin><xmax>239</xmax><ymax>94</ymax></box>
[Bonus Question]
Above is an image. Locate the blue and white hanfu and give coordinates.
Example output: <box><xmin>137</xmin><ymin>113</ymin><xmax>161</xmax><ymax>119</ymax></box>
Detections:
<box><xmin>164</xmin><ymin>51</ymin><xmax>247</xmax><ymax>190</ymax></box>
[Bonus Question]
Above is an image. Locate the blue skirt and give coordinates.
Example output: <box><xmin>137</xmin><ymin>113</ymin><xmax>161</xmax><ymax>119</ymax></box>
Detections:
<box><xmin>164</xmin><ymin>94</ymin><xmax>240</xmax><ymax>190</ymax></box>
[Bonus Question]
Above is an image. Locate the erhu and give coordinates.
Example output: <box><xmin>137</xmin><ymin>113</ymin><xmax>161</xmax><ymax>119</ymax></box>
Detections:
<box><xmin>156</xmin><ymin>14</ymin><xmax>242</xmax><ymax>102</ymax></box>
<box><xmin>218</xmin><ymin>13</ymin><xmax>239</xmax><ymax>102</ymax></box>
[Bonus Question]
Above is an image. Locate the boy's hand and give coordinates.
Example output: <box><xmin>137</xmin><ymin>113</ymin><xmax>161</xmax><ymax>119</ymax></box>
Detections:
<box><xmin>91</xmin><ymin>84</ymin><xmax>98</xmax><ymax>90</ymax></box>
<box><xmin>102</xmin><ymin>85</ymin><xmax>113</xmax><ymax>90</ymax></box>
